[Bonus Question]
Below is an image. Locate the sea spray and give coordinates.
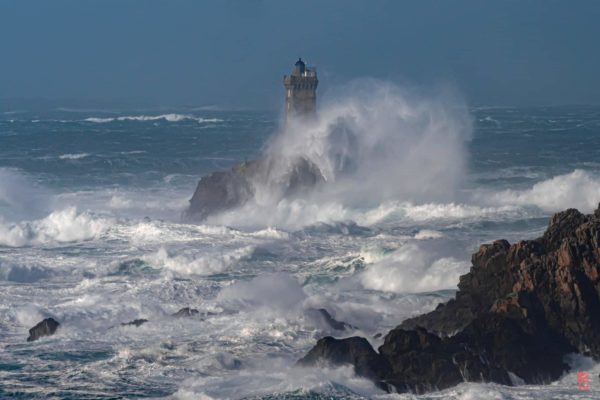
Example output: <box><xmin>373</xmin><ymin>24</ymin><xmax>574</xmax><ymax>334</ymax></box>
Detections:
<box><xmin>481</xmin><ymin>169</ymin><xmax>600</xmax><ymax>213</ymax></box>
<box><xmin>208</xmin><ymin>81</ymin><xmax>473</xmax><ymax>229</ymax></box>
<box><xmin>267</xmin><ymin>80</ymin><xmax>472</xmax><ymax>204</ymax></box>
<box><xmin>0</xmin><ymin>207</ymin><xmax>109</xmax><ymax>247</ymax></box>
<box><xmin>3</xmin><ymin>103</ymin><xmax>599</xmax><ymax>399</ymax></box>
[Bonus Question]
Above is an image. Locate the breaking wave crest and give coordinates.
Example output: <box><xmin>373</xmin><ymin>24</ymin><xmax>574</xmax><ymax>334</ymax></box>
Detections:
<box><xmin>359</xmin><ymin>242</ymin><xmax>469</xmax><ymax>293</ymax></box>
<box><xmin>208</xmin><ymin>198</ymin><xmax>526</xmax><ymax>231</ymax></box>
<box><xmin>271</xmin><ymin>81</ymin><xmax>471</xmax><ymax>203</ymax></box>
<box><xmin>206</xmin><ymin>81</ymin><xmax>473</xmax><ymax>228</ymax></box>
<box><xmin>143</xmin><ymin>246</ymin><xmax>254</xmax><ymax>276</ymax></box>
<box><xmin>0</xmin><ymin>168</ymin><xmax>53</xmax><ymax>221</ymax></box>
<box><xmin>84</xmin><ymin>114</ymin><xmax>223</xmax><ymax>124</ymax></box>
<box><xmin>484</xmin><ymin>169</ymin><xmax>600</xmax><ymax>213</ymax></box>
<box><xmin>0</xmin><ymin>207</ymin><xmax>109</xmax><ymax>247</ymax></box>
<box><xmin>59</xmin><ymin>153</ymin><xmax>90</xmax><ymax>160</ymax></box>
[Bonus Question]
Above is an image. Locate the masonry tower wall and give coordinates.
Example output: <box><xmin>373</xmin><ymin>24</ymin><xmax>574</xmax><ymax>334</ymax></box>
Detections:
<box><xmin>283</xmin><ymin>58</ymin><xmax>318</xmax><ymax>120</ymax></box>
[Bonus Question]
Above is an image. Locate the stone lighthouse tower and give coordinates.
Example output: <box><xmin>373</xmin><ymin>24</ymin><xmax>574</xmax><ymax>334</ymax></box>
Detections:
<box><xmin>283</xmin><ymin>58</ymin><xmax>318</xmax><ymax>120</ymax></box>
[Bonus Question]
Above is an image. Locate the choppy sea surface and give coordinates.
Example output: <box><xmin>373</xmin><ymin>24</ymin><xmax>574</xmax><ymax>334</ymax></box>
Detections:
<box><xmin>1</xmin><ymin>103</ymin><xmax>600</xmax><ymax>399</ymax></box>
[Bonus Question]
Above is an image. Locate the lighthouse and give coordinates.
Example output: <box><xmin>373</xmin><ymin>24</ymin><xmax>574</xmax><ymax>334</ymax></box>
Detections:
<box><xmin>283</xmin><ymin>58</ymin><xmax>318</xmax><ymax>120</ymax></box>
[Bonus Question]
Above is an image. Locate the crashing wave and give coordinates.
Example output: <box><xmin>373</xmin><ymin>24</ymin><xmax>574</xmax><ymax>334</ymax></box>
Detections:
<box><xmin>59</xmin><ymin>153</ymin><xmax>90</xmax><ymax>160</ymax></box>
<box><xmin>0</xmin><ymin>207</ymin><xmax>109</xmax><ymax>247</ymax></box>
<box><xmin>84</xmin><ymin>114</ymin><xmax>223</xmax><ymax>124</ymax></box>
<box><xmin>143</xmin><ymin>245</ymin><xmax>254</xmax><ymax>276</ymax></box>
<box><xmin>187</xmin><ymin>81</ymin><xmax>473</xmax><ymax>225</ymax></box>
<box><xmin>483</xmin><ymin>169</ymin><xmax>600</xmax><ymax>213</ymax></box>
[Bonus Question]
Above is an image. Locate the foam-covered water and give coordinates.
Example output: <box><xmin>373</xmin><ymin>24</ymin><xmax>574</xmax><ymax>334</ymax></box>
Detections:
<box><xmin>1</xmin><ymin>100</ymin><xmax>600</xmax><ymax>399</ymax></box>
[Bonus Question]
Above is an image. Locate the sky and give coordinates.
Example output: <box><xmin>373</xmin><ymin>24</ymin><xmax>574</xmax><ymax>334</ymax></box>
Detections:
<box><xmin>1</xmin><ymin>0</ymin><xmax>599</xmax><ymax>109</ymax></box>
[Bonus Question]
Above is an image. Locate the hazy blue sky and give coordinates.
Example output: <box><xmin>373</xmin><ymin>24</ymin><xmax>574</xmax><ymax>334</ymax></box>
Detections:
<box><xmin>1</xmin><ymin>0</ymin><xmax>599</xmax><ymax>108</ymax></box>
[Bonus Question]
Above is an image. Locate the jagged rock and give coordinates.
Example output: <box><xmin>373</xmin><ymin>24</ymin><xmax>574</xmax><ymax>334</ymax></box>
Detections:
<box><xmin>298</xmin><ymin>336</ymin><xmax>390</xmax><ymax>382</ymax></box>
<box><xmin>187</xmin><ymin>157</ymin><xmax>324</xmax><ymax>220</ymax></box>
<box><xmin>27</xmin><ymin>318</ymin><xmax>60</xmax><ymax>342</ymax></box>
<box><xmin>299</xmin><ymin>204</ymin><xmax>600</xmax><ymax>393</ymax></box>
<box><xmin>280</xmin><ymin>157</ymin><xmax>325</xmax><ymax>197</ymax></box>
<box><xmin>306</xmin><ymin>308</ymin><xmax>356</xmax><ymax>332</ymax></box>
<box><xmin>172</xmin><ymin>307</ymin><xmax>199</xmax><ymax>317</ymax></box>
<box><xmin>186</xmin><ymin>161</ymin><xmax>257</xmax><ymax>220</ymax></box>
<box><xmin>378</xmin><ymin>325</ymin><xmax>510</xmax><ymax>393</ymax></box>
<box><xmin>121</xmin><ymin>318</ymin><xmax>148</xmax><ymax>327</ymax></box>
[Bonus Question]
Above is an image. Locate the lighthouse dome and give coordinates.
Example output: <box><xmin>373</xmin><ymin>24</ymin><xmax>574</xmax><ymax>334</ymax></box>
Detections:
<box><xmin>294</xmin><ymin>58</ymin><xmax>306</xmax><ymax>75</ymax></box>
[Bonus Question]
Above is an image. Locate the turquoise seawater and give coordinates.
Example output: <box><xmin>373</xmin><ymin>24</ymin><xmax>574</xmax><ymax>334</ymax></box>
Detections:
<box><xmin>1</xmin><ymin>104</ymin><xmax>599</xmax><ymax>399</ymax></box>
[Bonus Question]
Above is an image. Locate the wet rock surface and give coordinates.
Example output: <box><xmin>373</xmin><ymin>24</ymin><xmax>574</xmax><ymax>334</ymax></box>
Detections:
<box><xmin>299</xmin><ymin>205</ymin><xmax>600</xmax><ymax>393</ymax></box>
<box><xmin>121</xmin><ymin>319</ymin><xmax>148</xmax><ymax>327</ymax></box>
<box><xmin>306</xmin><ymin>308</ymin><xmax>356</xmax><ymax>332</ymax></box>
<box><xmin>27</xmin><ymin>318</ymin><xmax>60</xmax><ymax>342</ymax></box>
<box><xmin>187</xmin><ymin>161</ymin><xmax>257</xmax><ymax>221</ymax></box>
<box><xmin>172</xmin><ymin>307</ymin><xmax>200</xmax><ymax>318</ymax></box>
<box><xmin>298</xmin><ymin>336</ymin><xmax>390</xmax><ymax>383</ymax></box>
<box><xmin>187</xmin><ymin>157</ymin><xmax>324</xmax><ymax>220</ymax></box>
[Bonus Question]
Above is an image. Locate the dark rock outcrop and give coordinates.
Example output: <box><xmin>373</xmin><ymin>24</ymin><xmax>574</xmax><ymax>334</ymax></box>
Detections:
<box><xmin>187</xmin><ymin>157</ymin><xmax>324</xmax><ymax>220</ymax></box>
<box><xmin>306</xmin><ymin>308</ymin><xmax>356</xmax><ymax>332</ymax></box>
<box><xmin>27</xmin><ymin>318</ymin><xmax>60</xmax><ymax>342</ymax></box>
<box><xmin>187</xmin><ymin>161</ymin><xmax>258</xmax><ymax>220</ymax></box>
<box><xmin>298</xmin><ymin>336</ymin><xmax>390</xmax><ymax>383</ymax></box>
<box><xmin>172</xmin><ymin>307</ymin><xmax>200</xmax><ymax>318</ymax></box>
<box><xmin>121</xmin><ymin>319</ymin><xmax>148</xmax><ymax>327</ymax></box>
<box><xmin>299</xmin><ymin>205</ymin><xmax>600</xmax><ymax>393</ymax></box>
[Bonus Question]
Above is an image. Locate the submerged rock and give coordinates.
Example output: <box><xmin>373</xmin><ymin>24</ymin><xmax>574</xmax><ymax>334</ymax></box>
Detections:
<box><xmin>121</xmin><ymin>319</ymin><xmax>148</xmax><ymax>327</ymax></box>
<box><xmin>187</xmin><ymin>157</ymin><xmax>324</xmax><ymax>220</ymax></box>
<box><xmin>306</xmin><ymin>308</ymin><xmax>356</xmax><ymax>332</ymax></box>
<box><xmin>299</xmin><ymin>204</ymin><xmax>600</xmax><ymax>393</ymax></box>
<box><xmin>172</xmin><ymin>307</ymin><xmax>200</xmax><ymax>318</ymax></box>
<box><xmin>27</xmin><ymin>318</ymin><xmax>60</xmax><ymax>342</ymax></box>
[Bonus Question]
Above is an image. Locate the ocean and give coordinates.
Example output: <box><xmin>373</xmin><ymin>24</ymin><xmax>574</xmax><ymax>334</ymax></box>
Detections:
<box><xmin>1</xmin><ymin>95</ymin><xmax>600</xmax><ymax>398</ymax></box>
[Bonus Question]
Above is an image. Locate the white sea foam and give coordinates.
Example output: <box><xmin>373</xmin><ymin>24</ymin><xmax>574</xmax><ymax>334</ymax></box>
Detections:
<box><xmin>144</xmin><ymin>245</ymin><xmax>254</xmax><ymax>275</ymax></box>
<box><xmin>247</xmin><ymin>226</ymin><xmax>289</xmax><ymax>239</ymax></box>
<box><xmin>84</xmin><ymin>117</ymin><xmax>113</xmax><ymax>123</ymax></box>
<box><xmin>206</xmin><ymin>81</ymin><xmax>472</xmax><ymax>229</ymax></box>
<box><xmin>0</xmin><ymin>168</ymin><xmax>53</xmax><ymax>221</ymax></box>
<box><xmin>56</xmin><ymin>188</ymin><xmax>191</xmax><ymax>221</ymax></box>
<box><xmin>5</xmin><ymin>100</ymin><xmax>599</xmax><ymax>400</ymax></box>
<box><xmin>108</xmin><ymin>195</ymin><xmax>133</xmax><ymax>209</ymax></box>
<box><xmin>399</xmin><ymin>202</ymin><xmax>523</xmax><ymax>222</ymax></box>
<box><xmin>210</xmin><ymin>197</ymin><xmax>526</xmax><ymax>231</ymax></box>
<box><xmin>217</xmin><ymin>273</ymin><xmax>307</xmax><ymax>314</ymax></box>
<box><xmin>119</xmin><ymin>150</ymin><xmax>146</xmax><ymax>155</ymax></box>
<box><xmin>485</xmin><ymin>169</ymin><xmax>600</xmax><ymax>213</ymax></box>
<box><xmin>414</xmin><ymin>229</ymin><xmax>444</xmax><ymax>239</ymax></box>
<box><xmin>173</xmin><ymin>362</ymin><xmax>379</xmax><ymax>400</ymax></box>
<box><xmin>0</xmin><ymin>207</ymin><xmax>109</xmax><ymax>247</ymax></box>
<box><xmin>204</xmin><ymin>198</ymin><xmax>339</xmax><ymax>230</ymax></box>
<box><xmin>59</xmin><ymin>152</ymin><xmax>90</xmax><ymax>160</ymax></box>
<box><xmin>270</xmin><ymin>82</ymin><xmax>471</xmax><ymax>201</ymax></box>
<box><xmin>355</xmin><ymin>201</ymin><xmax>524</xmax><ymax>225</ymax></box>
<box><xmin>13</xmin><ymin>305</ymin><xmax>45</xmax><ymax>328</ymax></box>
<box><xmin>0</xmin><ymin>261</ymin><xmax>52</xmax><ymax>282</ymax></box>
<box><xmin>359</xmin><ymin>243</ymin><xmax>468</xmax><ymax>293</ymax></box>
<box><xmin>83</xmin><ymin>114</ymin><xmax>223</xmax><ymax>124</ymax></box>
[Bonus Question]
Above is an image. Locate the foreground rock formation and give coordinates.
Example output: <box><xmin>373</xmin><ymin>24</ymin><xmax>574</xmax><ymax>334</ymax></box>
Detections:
<box><xmin>27</xmin><ymin>318</ymin><xmax>60</xmax><ymax>342</ymax></box>
<box><xmin>299</xmin><ymin>205</ymin><xmax>600</xmax><ymax>393</ymax></box>
<box><xmin>187</xmin><ymin>157</ymin><xmax>324</xmax><ymax>220</ymax></box>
